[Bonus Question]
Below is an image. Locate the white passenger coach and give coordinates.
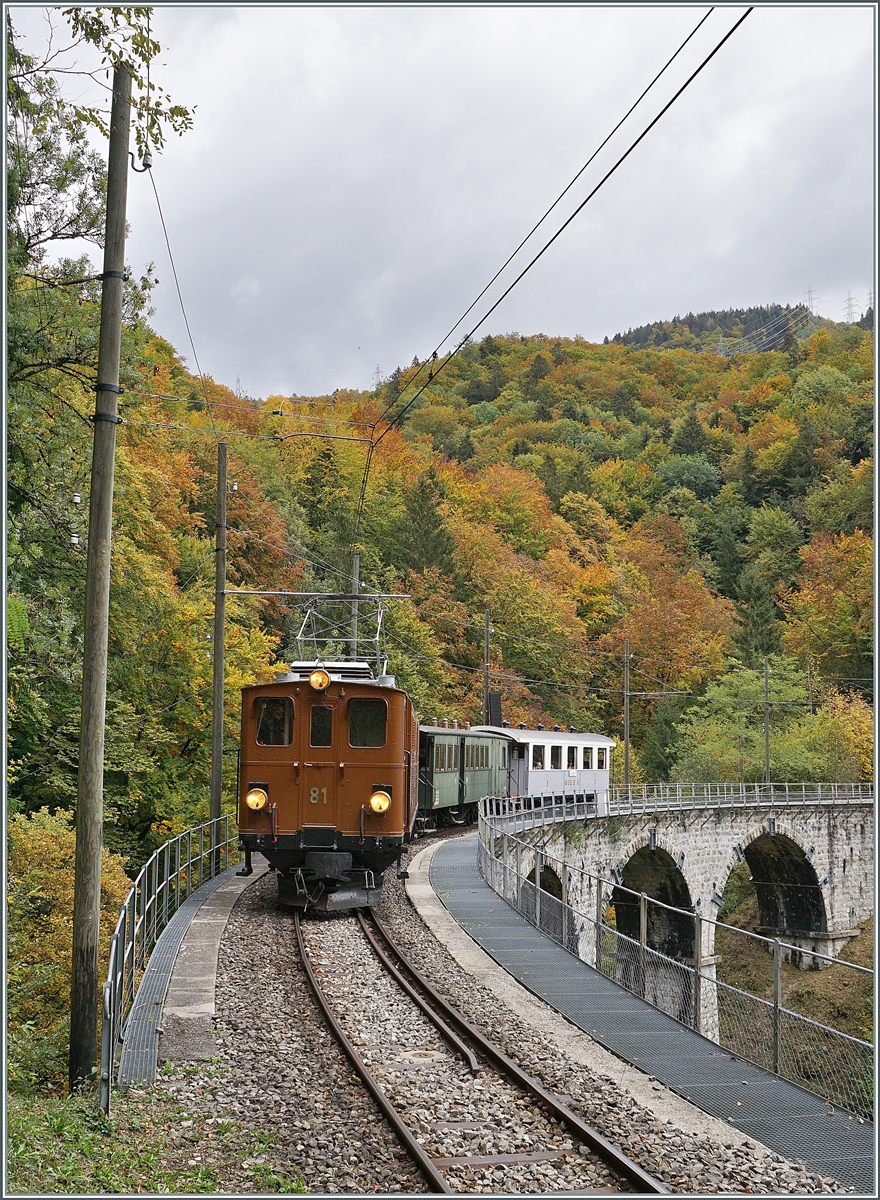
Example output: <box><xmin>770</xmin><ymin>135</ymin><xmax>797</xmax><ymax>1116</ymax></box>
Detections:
<box><xmin>471</xmin><ymin>724</ymin><xmax>616</xmax><ymax>805</ymax></box>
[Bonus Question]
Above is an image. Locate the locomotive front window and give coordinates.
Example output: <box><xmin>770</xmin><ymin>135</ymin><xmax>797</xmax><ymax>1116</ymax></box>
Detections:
<box><xmin>597</xmin><ymin>748</ymin><xmax>606</xmax><ymax>770</ymax></box>
<box><xmin>310</xmin><ymin>705</ymin><xmax>332</xmax><ymax>747</ymax></box>
<box><xmin>532</xmin><ymin>744</ymin><xmax>545</xmax><ymax>769</ymax></box>
<box><xmin>567</xmin><ymin>746</ymin><xmax>576</xmax><ymax>769</ymax></box>
<box><xmin>255</xmin><ymin>697</ymin><xmax>293</xmax><ymax>746</ymax></box>
<box><xmin>583</xmin><ymin>746</ymin><xmax>592</xmax><ymax>770</ymax></box>
<box><xmin>349</xmin><ymin>698</ymin><xmax>387</xmax><ymax>747</ymax></box>
<box><xmin>550</xmin><ymin>745</ymin><xmax>562</xmax><ymax>770</ymax></box>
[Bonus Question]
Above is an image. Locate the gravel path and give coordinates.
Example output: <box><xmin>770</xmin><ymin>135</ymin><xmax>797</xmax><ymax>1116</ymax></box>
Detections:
<box><xmin>153</xmin><ymin>834</ymin><xmax>850</xmax><ymax>1193</ymax></box>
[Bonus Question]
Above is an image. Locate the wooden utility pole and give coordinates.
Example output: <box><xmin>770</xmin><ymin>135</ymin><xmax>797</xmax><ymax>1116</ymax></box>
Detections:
<box><xmin>210</xmin><ymin>442</ymin><xmax>228</xmax><ymax>821</ymax></box>
<box><xmin>69</xmin><ymin>64</ymin><xmax>131</xmax><ymax>1091</ymax></box>
<box><xmin>483</xmin><ymin>609</ymin><xmax>491</xmax><ymax>725</ymax></box>
<box><xmin>763</xmin><ymin>655</ymin><xmax>771</xmax><ymax>784</ymax></box>
<box><xmin>623</xmin><ymin>638</ymin><xmax>631</xmax><ymax>793</ymax></box>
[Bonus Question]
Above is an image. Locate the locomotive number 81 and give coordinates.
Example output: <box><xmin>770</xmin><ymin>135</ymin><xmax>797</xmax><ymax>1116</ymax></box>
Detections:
<box><xmin>237</xmin><ymin>662</ymin><xmax>419</xmax><ymax>911</ymax></box>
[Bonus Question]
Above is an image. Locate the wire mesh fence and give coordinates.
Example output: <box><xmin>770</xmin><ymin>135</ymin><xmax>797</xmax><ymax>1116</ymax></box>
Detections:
<box><xmin>100</xmin><ymin>816</ymin><xmax>238</xmax><ymax>1115</ymax></box>
<box><xmin>716</xmin><ymin>977</ymin><xmax>776</xmax><ymax>1068</ymax></box>
<box><xmin>778</xmin><ymin>1007</ymin><xmax>874</xmax><ymax>1117</ymax></box>
<box><xmin>478</xmin><ymin>800</ymin><xmax>873</xmax><ymax>1118</ymax></box>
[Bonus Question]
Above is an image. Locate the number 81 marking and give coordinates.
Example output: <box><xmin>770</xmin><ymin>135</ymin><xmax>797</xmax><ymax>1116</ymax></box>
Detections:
<box><xmin>309</xmin><ymin>787</ymin><xmax>328</xmax><ymax>804</ymax></box>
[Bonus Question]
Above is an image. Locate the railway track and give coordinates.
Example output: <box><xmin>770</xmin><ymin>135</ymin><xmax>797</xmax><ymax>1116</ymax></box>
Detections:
<box><xmin>295</xmin><ymin>908</ymin><xmax>668</xmax><ymax>1195</ymax></box>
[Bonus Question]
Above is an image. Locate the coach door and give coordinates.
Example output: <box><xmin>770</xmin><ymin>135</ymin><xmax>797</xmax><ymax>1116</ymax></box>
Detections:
<box><xmin>301</xmin><ymin>699</ymin><xmax>339</xmax><ymax>835</ymax></box>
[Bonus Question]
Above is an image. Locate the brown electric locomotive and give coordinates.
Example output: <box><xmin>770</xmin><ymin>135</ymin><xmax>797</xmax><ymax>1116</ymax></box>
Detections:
<box><xmin>237</xmin><ymin>662</ymin><xmax>420</xmax><ymax>911</ymax></box>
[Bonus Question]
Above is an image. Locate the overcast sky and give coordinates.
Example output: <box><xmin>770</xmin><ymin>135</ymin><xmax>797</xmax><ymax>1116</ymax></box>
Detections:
<box><xmin>11</xmin><ymin>3</ymin><xmax>876</xmax><ymax>397</ymax></box>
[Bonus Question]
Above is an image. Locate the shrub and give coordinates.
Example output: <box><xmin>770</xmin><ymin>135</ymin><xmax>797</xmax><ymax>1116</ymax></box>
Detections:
<box><xmin>7</xmin><ymin>808</ymin><xmax>132</xmax><ymax>1091</ymax></box>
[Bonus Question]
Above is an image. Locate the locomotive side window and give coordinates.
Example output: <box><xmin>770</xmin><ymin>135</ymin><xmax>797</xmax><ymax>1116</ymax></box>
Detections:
<box><xmin>583</xmin><ymin>746</ymin><xmax>592</xmax><ymax>769</ymax></box>
<box><xmin>349</xmin><ymin>698</ymin><xmax>387</xmax><ymax>747</ymax></box>
<box><xmin>532</xmin><ymin>744</ymin><xmax>545</xmax><ymax>769</ymax></box>
<box><xmin>255</xmin><ymin>697</ymin><xmax>293</xmax><ymax>746</ymax></box>
<box><xmin>567</xmin><ymin>746</ymin><xmax>576</xmax><ymax>769</ymax></box>
<box><xmin>310</xmin><ymin>705</ymin><xmax>333</xmax><ymax>747</ymax></box>
<box><xmin>550</xmin><ymin>745</ymin><xmax>562</xmax><ymax>770</ymax></box>
<box><xmin>597</xmin><ymin>748</ymin><xmax>606</xmax><ymax>769</ymax></box>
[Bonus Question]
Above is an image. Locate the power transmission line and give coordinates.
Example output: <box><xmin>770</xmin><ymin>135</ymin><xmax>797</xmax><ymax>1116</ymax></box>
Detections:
<box><xmin>148</xmin><ymin>170</ymin><xmax>218</xmax><ymax>437</ymax></box>
<box><xmin>371</xmin><ymin>7</ymin><xmax>754</xmax><ymax>452</ymax></box>
<box><xmin>370</xmin><ymin>5</ymin><xmax>718</xmax><ymax>432</ymax></box>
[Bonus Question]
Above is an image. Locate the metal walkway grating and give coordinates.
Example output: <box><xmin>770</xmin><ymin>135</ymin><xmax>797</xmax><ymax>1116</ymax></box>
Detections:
<box><xmin>430</xmin><ymin>835</ymin><xmax>874</xmax><ymax>1194</ymax></box>
<box><xmin>117</xmin><ymin>866</ymin><xmax>240</xmax><ymax>1087</ymax></box>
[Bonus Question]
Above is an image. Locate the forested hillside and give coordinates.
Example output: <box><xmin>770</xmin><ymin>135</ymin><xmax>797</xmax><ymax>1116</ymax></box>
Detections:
<box><xmin>6</xmin><ymin>12</ymin><xmax>874</xmax><ymax>1093</ymax></box>
<box><xmin>8</xmin><ymin>38</ymin><xmax>874</xmax><ymax>857</ymax></box>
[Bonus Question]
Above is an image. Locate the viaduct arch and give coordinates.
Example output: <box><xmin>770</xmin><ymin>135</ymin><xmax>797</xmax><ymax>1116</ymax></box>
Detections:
<box><xmin>531</xmin><ymin>802</ymin><xmax>872</xmax><ymax>968</ymax></box>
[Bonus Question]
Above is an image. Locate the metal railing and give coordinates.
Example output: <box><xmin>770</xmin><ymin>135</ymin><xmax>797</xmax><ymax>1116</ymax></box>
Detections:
<box><xmin>482</xmin><ymin>785</ymin><xmax>873</xmax><ymax>829</ymax></box>
<box><xmin>605</xmin><ymin>781</ymin><xmax>873</xmax><ymax>815</ymax></box>
<box><xmin>99</xmin><ymin>816</ymin><xmax>238</xmax><ymax>1115</ymax></box>
<box><xmin>478</xmin><ymin>799</ymin><xmax>874</xmax><ymax>1118</ymax></box>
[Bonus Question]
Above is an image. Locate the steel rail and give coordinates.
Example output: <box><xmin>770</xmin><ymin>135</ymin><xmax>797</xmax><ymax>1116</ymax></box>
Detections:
<box><xmin>292</xmin><ymin>912</ymin><xmax>452</xmax><ymax>1194</ymax></box>
<box><xmin>367</xmin><ymin>910</ymin><xmax>669</xmax><ymax>1195</ymax></box>
<box><xmin>355</xmin><ymin>911</ymin><xmax>479</xmax><ymax>1072</ymax></box>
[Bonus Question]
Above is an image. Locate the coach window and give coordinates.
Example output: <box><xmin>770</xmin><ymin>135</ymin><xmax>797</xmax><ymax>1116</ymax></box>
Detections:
<box><xmin>310</xmin><ymin>705</ymin><xmax>332</xmax><ymax>747</ymax></box>
<box><xmin>597</xmin><ymin>747</ymin><xmax>606</xmax><ymax>770</ymax></box>
<box><xmin>550</xmin><ymin>745</ymin><xmax>562</xmax><ymax>770</ymax></box>
<box><xmin>255</xmin><ymin>697</ymin><xmax>293</xmax><ymax>746</ymax></box>
<box><xmin>583</xmin><ymin>746</ymin><xmax>592</xmax><ymax>770</ymax></box>
<box><xmin>532</xmin><ymin>744</ymin><xmax>545</xmax><ymax>769</ymax></box>
<box><xmin>567</xmin><ymin>746</ymin><xmax>576</xmax><ymax>769</ymax></box>
<box><xmin>349</xmin><ymin>698</ymin><xmax>387</xmax><ymax>747</ymax></box>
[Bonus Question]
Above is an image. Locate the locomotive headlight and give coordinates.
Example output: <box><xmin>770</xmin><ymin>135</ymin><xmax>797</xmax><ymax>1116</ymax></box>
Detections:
<box><xmin>246</xmin><ymin>787</ymin><xmax>268</xmax><ymax>811</ymax></box>
<box><xmin>369</xmin><ymin>789</ymin><xmax>391</xmax><ymax>813</ymax></box>
<box><xmin>309</xmin><ymin>669</ymin><xmax>331</xmax><ymax>692</ymax></box>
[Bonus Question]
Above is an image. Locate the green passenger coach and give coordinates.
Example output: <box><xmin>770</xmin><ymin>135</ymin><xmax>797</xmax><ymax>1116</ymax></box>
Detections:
<box><xmin>417</xmin><ymin>723</ymin><xmax>509</xmax><ymax>828</ymax></box>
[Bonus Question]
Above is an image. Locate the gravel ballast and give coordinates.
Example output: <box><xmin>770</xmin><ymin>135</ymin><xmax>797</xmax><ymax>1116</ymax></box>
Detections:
<box><xmin>379</xmin><ymin>834</ymin><xmax>849</xmax><ymax>1195</ymax></box>
<box><xmin>153</xmin><ymin>834</ymin><xmax>851</xmax><ymax>1193</ymax></box>
<box><xmin>303</xmin><ymin>915</ymin><xmax>631</xmax><ymax>1194</ymax></box>
<box><xmin>156</xmin><ymin>869</ymin><xmax>426</xmax><ymax>1194</ymax></box>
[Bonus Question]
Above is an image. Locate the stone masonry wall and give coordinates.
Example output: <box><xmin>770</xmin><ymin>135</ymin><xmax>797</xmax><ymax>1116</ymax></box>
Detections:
<box><xmin>532</xmin><ymin>803</ymin><xmax>873</xmax><ymax>964</ymax></box>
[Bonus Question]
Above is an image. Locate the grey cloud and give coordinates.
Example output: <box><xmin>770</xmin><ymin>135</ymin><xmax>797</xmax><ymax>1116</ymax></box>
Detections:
<box><xmin>15</xmin><ymin>5</ymin><xmax>871</xmax><ymax>394</ymax></box>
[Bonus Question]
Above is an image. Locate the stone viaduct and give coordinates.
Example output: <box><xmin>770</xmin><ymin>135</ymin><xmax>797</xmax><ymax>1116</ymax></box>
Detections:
<box><xmin>484</xmin><ymin>786</ymin><xmax>872</xmax><ymax>1039</ymax></box>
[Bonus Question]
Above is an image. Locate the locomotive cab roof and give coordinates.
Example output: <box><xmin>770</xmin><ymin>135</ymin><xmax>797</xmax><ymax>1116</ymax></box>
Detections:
<box><xmin>271</xmin><ymin>661</ymin><xmax>398</xmax><ymax>687</ymax></box>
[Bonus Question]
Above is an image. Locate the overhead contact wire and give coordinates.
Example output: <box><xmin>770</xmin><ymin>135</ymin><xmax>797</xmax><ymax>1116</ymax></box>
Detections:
<box><xmin>371</xmin><ymin>6</ymin><xmax>716</xmax><ymax>431</ymax></box>
<box><xmin>373</xmin><ymin>6</ymin><xmax>754</xmax><ymax>447</ymax></box>
<box><xmin>148</xmin><ymin>170</ymin><xmax>217</xmax><ymax>435</ymax></box>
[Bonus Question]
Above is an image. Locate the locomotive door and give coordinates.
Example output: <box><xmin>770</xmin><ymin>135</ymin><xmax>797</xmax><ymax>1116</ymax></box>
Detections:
<box><xmin>301</xmin><ymin>699</ymin><xmax>339</xmax><ymax>832</ymax></box>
